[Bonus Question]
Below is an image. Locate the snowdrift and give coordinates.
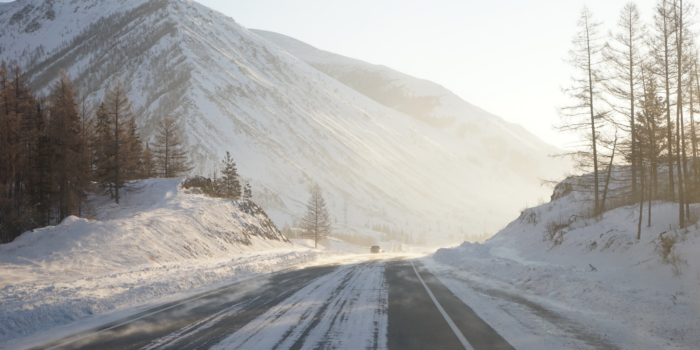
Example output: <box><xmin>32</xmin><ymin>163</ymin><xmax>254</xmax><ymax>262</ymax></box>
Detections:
<box><xmin>0</xmin><ymin>178</ymin><xmax>291</xmax><ymax>284</ymax></box>
<box><xmin>434</xmin><ymin>178</ymin><xmax>700</xmax><ymax>349</ymax></box>
<box><xmin>0</xmin><ymin>178</ymin><xmax>333</xmax><ymax>347</ymax></box>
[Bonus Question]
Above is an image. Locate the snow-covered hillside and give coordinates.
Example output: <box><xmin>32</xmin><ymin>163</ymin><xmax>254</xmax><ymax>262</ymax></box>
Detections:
<box><xmin>253</xmin><ymin>29</ymin><xmax>568</xmax><ymax>190</ymax></box>
<box><xmin>0</xmin><ymin>0</ymin><xmax>569</xmax><ymax>242</ymax></box>
<box><xmin>0</xmin><ymin>178</ymin><xmax>340</xmax><ymax>346</ymax></box>
<box><xmin>431</xmin><ymin>178</ymin><xmax>700</xmax><ymax>349</ymax></box>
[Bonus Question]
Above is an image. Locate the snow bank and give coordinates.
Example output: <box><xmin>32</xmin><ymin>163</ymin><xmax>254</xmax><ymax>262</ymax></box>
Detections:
<box><xmin>434</xmin><ymin>181</ymin><xmax>700</xmax><ymax>349</ymax></box>
<box><xmin>0</xmin><ymin>178</ymin><xmax>336</xmax><ymax>347</ymax></box>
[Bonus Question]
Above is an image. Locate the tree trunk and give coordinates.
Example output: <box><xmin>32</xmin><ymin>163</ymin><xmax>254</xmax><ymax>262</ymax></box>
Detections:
<box><xmin>600</xmin><ymin>136</ymin><xmax>617</xmax><ymax>212</ymax></box>
<box><xmin>675</xmin><ymin>0</ymin><xmax>685</xmax><ymax>227</ymax></box>
<box><xmin>638</xmin><ymin>141</ymin><xmax>645</xmax><ymax>239</ymax></box>
<box><xmin>586</xmin><ymin>16</ymin><xmax>600</xmax><ymax>216</ymax></box>
<box><xmin>664</xmin><ymin>1</ymin><xmax>676</xmax><ymax>201</ymax></box>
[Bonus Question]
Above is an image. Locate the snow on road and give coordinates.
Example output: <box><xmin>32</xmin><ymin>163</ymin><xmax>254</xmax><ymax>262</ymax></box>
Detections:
<box><xmin>211</xmin><ymin>258</ymin><xmax>388</xmax><ymax>350</ymax></box>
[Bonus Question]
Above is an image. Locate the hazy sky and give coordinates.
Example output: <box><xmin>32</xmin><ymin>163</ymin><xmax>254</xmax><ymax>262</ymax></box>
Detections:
<box><xmin>1</xmin><ymin>0</ymin><xmax>661</xmax><ymax>148</ymax></box>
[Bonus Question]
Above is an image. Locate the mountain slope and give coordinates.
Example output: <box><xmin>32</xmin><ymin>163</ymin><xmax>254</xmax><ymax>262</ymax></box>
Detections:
<box><xmin>252</xmin><ymin>29</ymin><xmax>567</xmax><ymax>187</ymax></box>
<box><xmin>0</xmin><ymin>0</ymin><xmax>568</xmax><ymax>242</ymax></box>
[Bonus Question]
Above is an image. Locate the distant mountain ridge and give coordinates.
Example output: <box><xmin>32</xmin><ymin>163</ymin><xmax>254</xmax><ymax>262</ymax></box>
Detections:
<box><xmin>0</xmin><ymin>0</ymin><xmax>568</xmax><ymax>242</ymax></box>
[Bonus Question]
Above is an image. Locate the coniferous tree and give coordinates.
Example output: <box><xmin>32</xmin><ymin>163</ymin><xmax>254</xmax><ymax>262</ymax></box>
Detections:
<box><xmin>604</xmin><ymin>3</ymin><xmax>645</xmax><ymax>198</ymax></box>
<box><xmin>77</xmin><ymin>93</ymin><xmax>95</xmax><ymax>181</ymax></box>
<box><xmin>152</xmin><ymin>117</ymin><xmax>192</xmax><ymax>178</ymax></box>
<box><xmin>93</xmin><ymin>102</ymin><xmax>116</xmax><ymax>197</ymax></box>
<box><xmin>218</xmin><ymin>151</ymin><xmax>241</xmax><ymax>199</ymax></box>
<box><xmin>559</xmin><ymin>6</ymin><xmax>608</xmax><ymax>216</ymax></box>
<box><xmin>637</xmin><ymin>68</ymin><xmax>667</xmax><ymax>206</ymax></box>
<box><xmin>142</xmin><ymin>143</ymin><xmax>156</xmax><ymax>178</ymax></box>
<box><xmin>47</xmin><ymin>70</ymin><xmax>88</xmax><ymax>221</ymax></box>
<box><xmin>670</xmin><ymin>0</ymin><xmax>695</xmax><ymax>225</ymax></box>
<box><xmin>125</xmin><ymin>117</ymin><xmax>143</xmax><ymax>180</ymax></box>
<box><xmin>649</xmin><ymin>0</ymin><xmax>677</xmax><ymax>201</ymax></box>
<box><xmin>300</xmin><ymin>184</ymin><xmax>332</xmax><ymax>249</ymax></box>
<box><xmin>243</xmin><ymin>181</ymin><xmax>252</xmax><ymax>199</ymax></box>
<box><xmin>100</xmin><ymin>79</ymin><xmax>135</xmax><ymax>203</ymax></box>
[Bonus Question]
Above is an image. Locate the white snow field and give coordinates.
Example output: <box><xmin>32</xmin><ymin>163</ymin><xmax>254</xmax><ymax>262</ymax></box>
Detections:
<box><xmin>0</xmin><ymin>178</ymin><xmax>346</xmax><ymax>349</ymax></box>
<box><xmin>0</xmin><ymin>0</ymin><xmax>570</xmax><ymax>243</ymax></box>
<box><xmin>429</xmin><ymin>178</ymin><xmax>700</xmax><ymax>349</ymax></box>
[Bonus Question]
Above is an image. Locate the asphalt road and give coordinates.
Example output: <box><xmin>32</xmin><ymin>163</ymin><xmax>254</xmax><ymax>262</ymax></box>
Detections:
<box><xmin>31</xmin><ymin>256</ymin><xmax>514</xmax><ymax>350</ymax></box>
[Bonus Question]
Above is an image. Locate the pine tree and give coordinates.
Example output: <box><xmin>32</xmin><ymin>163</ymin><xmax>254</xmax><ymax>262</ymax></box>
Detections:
<box><xmin>218</xmin><ymin>151</ymin><xmax>241</xmax><ymax>199</ymax></box>
<box><xmin>300</xmin><ymin>184</ymin><xmax>332</xmax><ymax>249</ymax></box>
<box><xmin>152</xmin><ymin>117</ymin><xmax>192</xmax><ymax>178</ymax></box>
<box><xmin>243</xmin><ymin>180</ymin><xmax>252</xmax><ymax>199</ymax></box>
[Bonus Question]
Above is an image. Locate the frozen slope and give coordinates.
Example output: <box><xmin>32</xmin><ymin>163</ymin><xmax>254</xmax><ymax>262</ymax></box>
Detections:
<box><xmin>0</xmin><ymin>0</ymin><xmax>567</xmax><ymax>241</ymax></box>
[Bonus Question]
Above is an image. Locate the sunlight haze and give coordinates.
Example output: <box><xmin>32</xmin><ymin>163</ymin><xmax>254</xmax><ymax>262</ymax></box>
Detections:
<box><xmin>194</xmin><ymin>0</ymin><xmax>658</xmax><ymax>149</ymax></box>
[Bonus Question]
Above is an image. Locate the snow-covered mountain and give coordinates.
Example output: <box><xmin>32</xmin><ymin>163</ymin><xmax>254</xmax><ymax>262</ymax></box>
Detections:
<box><xmin>0</xmin><ymin>0</ymin><xmax>569</xmax><ymax>242</ymax></box>
<box><xmin>252</xmin><ymin>29</ymin><xmax>564</xmax><ymax>185</ymax></box>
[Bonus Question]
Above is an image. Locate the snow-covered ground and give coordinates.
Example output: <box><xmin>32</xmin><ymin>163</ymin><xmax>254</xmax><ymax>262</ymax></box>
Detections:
<box><xmin>430</xmin><ymin>181</ymin><xmax>700</xmax><ymax>349</ymax></box>
<box><xmin>0</xmin><ymin>178</ymin><xmax>353</xmax><ymax>349</ymax></box>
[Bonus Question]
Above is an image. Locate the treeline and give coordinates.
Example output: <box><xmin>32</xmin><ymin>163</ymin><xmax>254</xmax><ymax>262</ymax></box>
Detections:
<box><xmin>0</xmin><ymin>62</ymin><xmax>192</xmax><ymax>244</ymax></box>
<box><xmin>560</xmin><ymin>1</ymin><xmax>700</xmax><ymax>233</ymax></box>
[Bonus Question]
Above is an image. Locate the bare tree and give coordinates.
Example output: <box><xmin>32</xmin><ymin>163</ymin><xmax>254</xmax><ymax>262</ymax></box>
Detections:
<box><xmin>649</xmin><ymin>0</ymin><xmax>677</xmax><ymax>201</ymax></box>
<box><xmin>300</xmin><ymin>184</ymin><xmax>332</xmax><ymax>249</ymax></box>
<box><xmin>671</xmin><ymin>0</ymin><xmax>696</xmax><ymax>225</ymax></box>
<box><xmin>604</xmin><ymin>3</ymin><xmax>645</xmax><ymax>198</ymax></box>
<box><xmin>559</xmin><ymin>6</ymin><xmax>607</xmax><ymax>215</ymax></box>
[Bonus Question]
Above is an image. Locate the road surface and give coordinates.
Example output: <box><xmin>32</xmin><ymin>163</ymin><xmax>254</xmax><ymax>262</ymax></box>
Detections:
<box><xmin>31</xmin><ymin>256</ymin><xmax>514</xmax><ymax>350</ymax></box>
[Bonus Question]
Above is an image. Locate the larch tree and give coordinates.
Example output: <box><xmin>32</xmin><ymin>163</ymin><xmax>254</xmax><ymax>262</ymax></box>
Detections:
<box><xmin>671</xmin><ymin>0</ymin><xmax>695</xmax><ymax>226</ymax></box>
<box><xmin>300</xmin><ymin>184</ymin><xmax>332</xmax><ymax>249</ymax></box>
<box><xmin>124</xmin><ymin>117</ymin><xmax>143</xmax><ymax>181</ymax></box>
<box><xmin>604</xmin><ymin>3</ymin><xmax>645</xmax><ymax>199</ymax></box>
<box><xmin>637</xmin><ymin>66</ymin><xmax>666</xmax><ymax>228</ymax></box>
<box><xmin>101</xmin><ymin>79</ymin><xmax>135</xmax><ymax>204</ymax></box>
<box><xmin>559</xmin><ymin>6</ymin><xmax>607</xmax><ymax>216</ymax></box>
<box><xmin>93</xmin><ymin>102</ymin><xmax>115</xmax><ymax>197</ymax></box>
<box><xmin>691</xmin><ymin>56</ymin><xmax>700</xmax><ymax>195</ymax></box>
<box><xmin>152</xmin><ymin>116</ymin><xmax>192</xmax><ymax>178</ymax></box>
<box><xmin>142</xmin><ymin>143</ymin><xmax>156</xmax><ymax>178</ymax></box>
<box><xmin>649</xmin><ymin>0</ymin><xmax>677</xmax><ymax>201</ymax></box>
<box><xmin>47</xmin><ymin>70</ymin><xmax>88</xmax><ymax>221</ymax></box>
